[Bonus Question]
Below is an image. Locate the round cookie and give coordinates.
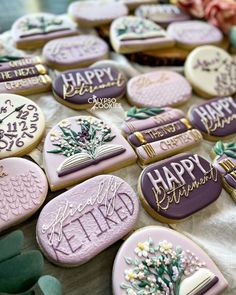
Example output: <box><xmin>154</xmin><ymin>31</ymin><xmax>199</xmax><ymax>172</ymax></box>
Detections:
<box><xmin>0</xmin><ymin>157</ymin><xmax>48</xmax><ymax>232</ymax></box>
<box><xmin>0</xmin><ymin>94</ymin><xmax>45</xmax><ymax>158</ymax></box>
<box><xmin>122</xmin><ymin>0</ymin><xmax>157</xmax><ymax>10</ymax></box>
<box><xmin>68</xmin><ymin>1</ymin><xmax>128</xmax><ymax>28</ymax></box>
<box><xmin>110</xmin><ymin>16</ymin><xmax>174</xmax><ymax>54</ymax></box>
<box><xmin>113</xmin><ymin>226</ymin><xmax>228</xmax><ymax>295</ymax></box>
<box><xmin>11</xmin><ymin>13</ymin><xmax>77</xmax><ymax>49</ymax></box>
<box><xmin>185</xmin><ymin>46</ymin><xmax>236</xmax><ymax>98</ymax></box>
<box><xmin>42</xmin><ymin>35</ymin><xmax>109</xmax><ymax>71</ymax></box>
<box><xmin>127</xmin><ymin>70</ymin><xmax>192</xmax><ymax>108</ymax></box>
<box><xmin>138</xmin><ymin>153</ymin><xmax>222</xmax><ymax>223</ymax></box>
<box><xmin>167</xmin><ymin>20</ymin><xmax>223</xmax><ymax>49</ymax></box>
<box><xmin>36</xmin><ymin>175</ymin><xmax>139</xmax><ymax>267</ymax></box>
<box><xmin>52</xmin><ymin>66</ymin><xmax>127</xmax><ymax>109</ymax></box>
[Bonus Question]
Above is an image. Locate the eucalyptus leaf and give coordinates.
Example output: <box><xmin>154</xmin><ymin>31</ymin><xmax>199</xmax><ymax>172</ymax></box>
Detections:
<box><xmin>225</xmin><ymin>150</ymin><xmax>236</xmax><ymax>159</ymax></box>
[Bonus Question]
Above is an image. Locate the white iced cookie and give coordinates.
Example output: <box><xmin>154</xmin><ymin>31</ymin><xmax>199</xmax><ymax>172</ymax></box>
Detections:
<box><xmin>0</xmin><ymin>93</ymin><xmax>45</xmax><ymax>158</ymax></box>
<box><xmin>185</xmin><ymin>45</ymin><xmax>236</xmax><ymax>98</ymax></box>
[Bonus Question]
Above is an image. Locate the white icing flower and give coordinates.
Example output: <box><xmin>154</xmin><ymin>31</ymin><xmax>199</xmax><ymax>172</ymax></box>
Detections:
<box><xmin>58</xmin><ymin>119</ymin><xmax>71</xmax><ymax>128</ymax></box>
<box><xmin>145</xmin><ymin>258</ymin><xmax>152</xmax><ymax>266</ymax></box>
<box><xmin>50</xmin><ymin>131</ymin><xmax>62</xmax><ymax>142</ymax></box>
<box><xmin>135</xmin><ymin>241</ymin><xmax>149</xmax><ymax>257</ymax></box>
<box><xmin>137</xmin><ymin>271</ymin><xmax>145</xmax><ymax>280</ymax></box>
<box><xmin>138</xmin><ymin>263</ymin><xmax>144</xmax><ymax>270</ymax></box>
<box><xmin>125</xmin><ymin>270</ymin><xmax>137</xmax><ymax>282</ymax></box>
<box><xmin>159</xmin><ymin>240</ymin><xmax>172</xmax><ymax>255</ymax></box>
<box><xmin>126</xmin><ymin>289</ymin><xmax>137</xmax><ymax>295</ymax></box>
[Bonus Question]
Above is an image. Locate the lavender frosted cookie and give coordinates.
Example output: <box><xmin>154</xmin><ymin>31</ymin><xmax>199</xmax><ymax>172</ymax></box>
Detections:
<box><xmin>52</xmin><ymin>65</ymin><xmax>126</xmax><ymax>109</ymax></box>
<box><xmin>212</xmin><ymin>141</ymin><xmax>236</xmax><ymax>202</ymax></box>
<box><xmin>167</xmin><ymin>21</ymin><xmax>223</xmax><ymax>49</ymax></box>
<box><xmin>113</xmin><ymin>226</ymin><xmax>228</xmax><ymax>295</ymax></box>
<box><xmin>127</xmin><ymin>71</ymin><xmax>192</xmax><ymax>108</ymax></box>
<box><xmin>138</xmin><ymin>153</ymin><xmax>222</xmax><ymax>223</ymax></box>
<box><xmin>110</xmin><ymin>16</ymin><xmax>174</xmax><ymax>54</ymax></box>
<box><xmin>122</xmin><ymin>0</ymin><xmax>157</xmax><ymax>10</ymax></box>
<box><xmin>188</xmin><ymin>97</ymin><xmax>236</xmax><ymax>140</ymax></box>
<box><xmin>43</xmin><ymin>116</ymin><xmax>137</xmax><ymax>191</ymax></box>
<box><xmin>42</xmin><ymin>35</ymin><xmax>109</xmax><ymax>71</ymax></box>
<box><xmin>36</xmin><ymin>175</ymin><xmax>139</xmax><ymax>266</ymax></box>
<box><xmin>11</xmin><ymin>13</ymin><xmax>77</xmax><ymax>49</ymax></box>
<box><xmin>68</xmin><ymin>1</ymin><xmax>128</xmax><ymax>28</ymax></box>
<box><xmin>0</xmin><ymin>157</ymin><xmax>48</xmax><ymax>232</ymax></box>
<box><xmin>185</xmin><ymin>46</ymin><xmax>236</xmax><ymax>98</ymax></box>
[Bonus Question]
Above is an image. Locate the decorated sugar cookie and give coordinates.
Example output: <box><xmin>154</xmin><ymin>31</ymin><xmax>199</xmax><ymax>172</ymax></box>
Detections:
<box><xmin>138</xmin><ymin>153</ymin><xmax>222</xmax><ymax>223</ymax></box>
<box><xmin>0</xmin><ymin>158</ymin><xmax>48</xmax><ymax>232</ymax></box>
<box><xmin>42</xmin><ymin>35</ymin><xmax>109</xmax><ymax>71</ymax></box>
<box><xmin>0</xmin><ymin>94</ymin><xmax>45</xmax><ymax>158</ymax></box>
<box><xmin>185</xmin><ymin>46</ymin><xmax>236</xmax><ymax>98</ymax></box>
<box><xmin>11</xmin><ymin>13</ymin><xmax>77</xmax><ymax>49</ymax></box>
<box><xmin>135</xmin><ymin>4</ymin><xmax>190</xmax><ymax>27</ymax></box>
<box><xmin>43</xmin><ymin>116</ymin><xmax>137</xmax><ymax>191</ymax></box>
<box><xmin>36</xmin><ymin>175</ymin><xmax>139</xmax><ymax>267</ymax></box>
<box><xmin>68</xmin><ymin>1</ymin><xmax>128</xmax><ymax>27</ymax></box>
<box><xmin>188</xmin><ymin>96</ymin><xmax>236</xmax><ymax>141</ymax></box>
<box><xmin>127</xmin><ymin>71</ymin><xmax>192</xmax><ymax>108</ymax></box>
<box><xmin>113</xmin><ymin>226</ymin><xmax>228</xmax><ymax>294</ymax></box>
<box><xmin>167</xmin><ymin>21</ymin><xmax>223</xmax><ymax>49</ymax></box>
<box><xmin>122</xmin><ymin>0</ymin><xmax>157</xmax><ymax>10</ymax></box>
<box><xmin>0</xmin><ymin>56</ymin><xmax>51</xmax><ymax>95</ymax></box>
<box><xmin>212</xmin><ymin>141</ymin><xmax>236</xmax><ymax>202</ymax></box>
<box><xmin>52</xmin><ymin>66</ymin><xmax>126</xmax><ymax>109</ymax></box>
<box><xmin>110</xmin><ymin>16</ymin><xmax>174</xmax><ymax>54</ymax></box>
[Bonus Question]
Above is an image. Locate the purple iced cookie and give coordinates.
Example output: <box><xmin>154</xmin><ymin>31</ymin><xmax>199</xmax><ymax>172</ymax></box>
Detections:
<box><xmin>167</xmin><ymin>20</ymin><xmax>223</xmax><ymax>49</ymax></box>
<box><xmin>188</xmin><ymin>96</ymin><xmax>236</xmax><ymax>140</ymax></box>
<box><xmin>42</xmin><ymin>35</ymin><xmax>109</xmax><ymax>70</ymax></box>
<box><xmin>138</xmin><ymin>153</ymin><xmax>222</xmax><ymax>222</ymax></box>
<box><xmin>36</xmin><ymin>175</ymin><xmax>139</xmax><ymax>267</ymax></box>
<box><xmin>113</xmin><ymin>226</ymin><xmax>228</xmax><ymax>295</ymax></box>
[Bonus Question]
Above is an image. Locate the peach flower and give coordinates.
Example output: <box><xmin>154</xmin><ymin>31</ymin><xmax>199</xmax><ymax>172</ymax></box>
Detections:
<box><xmin>176</xmin><ymin>0</ymin><xmax>210</xmax><ymax>18</ymax></box>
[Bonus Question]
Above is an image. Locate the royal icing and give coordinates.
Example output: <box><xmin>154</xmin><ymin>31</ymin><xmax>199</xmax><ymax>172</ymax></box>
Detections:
<box><xmin>0</xmin><ymin>94</ymin><xmax>45</xmax><ymax>158</ymax></box>
<box><xmin>0</xmin><ymin>157</ymin><xmax>48</xmax><ymax>232</ymax></box>
<box><xmin>36</xmin><ymin>175</ymin><xmax>139</xmax><ymax>266</ymax></box>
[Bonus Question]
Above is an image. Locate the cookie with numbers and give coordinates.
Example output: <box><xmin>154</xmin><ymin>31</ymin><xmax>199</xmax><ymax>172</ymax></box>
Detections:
<box><xmin>110</xmin><ymin>16</ymin><xmax>174</xmax><ymax>54</ymax></box>
<box><xmin>0</xmin><ymin>94</ymin><xmax>45</xmax><ymax>159</ymax></box>
<box><xmin>43</xmin><ymin>116</ymin><xmax>137</xmax><ymax>191</ymax></box>
<box><xmin>11</xmin><ymin>13</ymin><xmax>77</xmax><ymax>49</ymax></box>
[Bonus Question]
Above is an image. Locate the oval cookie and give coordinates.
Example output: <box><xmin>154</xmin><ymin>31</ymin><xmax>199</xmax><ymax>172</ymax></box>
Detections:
<box><xmin>52</xmin><ymin>66</ymin><xmax>126</xmax><ymax>109</ymax></box>
<box><xmin>43</xmin><ymin>116</ymin><xmax>137</xmax><ymax>191</ymax></box>
<box><xmin>167</xmin><ymin>21</ymin><xmax>223</xmax><ymax>49</ymax></box>
<box><xmin>188</xmin><ymin>96</ymin><xmax>236</xmax><ymax>140</ymax></box>
<box><xmin>185</xmin><ymin>46</ymin><xmax>236</xmax><ymax>98</ymax></box>
<box><xmin>0</xmin><ymin>158</ymin><xmax>48</xmax><ymax>232</ymax></box>
<box><xmin>138</xmin><ymin>153</ymin><xmax>222</xmax><ymax>222</ymax></box>
<box><xmin>113</xmin><ymin>226</ymin><xmax>228</xmax><ymax>295</ymax></box>
<box><xmin>42</xmin><ymin>35</ymin><xmax>109</xmax><ymax>71</ymax></box>
<box><xmin>127</xmin><ymin>71</ymin><xmax>192</xmax><ymax>108</ymax></box>
<box><xmin>36</xmin><ymin>175</ymin><xmax>139</xmax><ymax>267</ymax></box>
<box><xmin>0</xmin><ymin>94</ymin><xmax>45</xmax><ymax>158</ymax></box>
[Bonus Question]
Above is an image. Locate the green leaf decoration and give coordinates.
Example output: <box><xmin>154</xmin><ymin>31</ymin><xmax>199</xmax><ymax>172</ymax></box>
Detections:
<box><xmin>224</xmin><ymin>150</ymin><xmax>236</xmax><ymax>159</ymax></box>
<box><xmin>226</xmin><ymin>147</ymin><xmax>236</xmax><ymax>152</ymax></box>
<box><xmin>127</xmin><ymin>107</ymin><xmax>164</xmax><ymax>119</ymax></box>
<box><xmin>214</xmin><ymin>141</ymin><xmax>224</xmax><ymax>155</ymax></box>
<box><xmin>227</xmin><ymin>142</ymin><xmax>236</xmax><ymax>148</ymax></box>
<box><xmin>120</xmin><ymin>283</ymin><xmax>130</xmax><ymax>289</ymax></box>
<box><xmin>38</xmin><ymin>275</ymin><xmax>62</xmax><ymax>295</ymax></box>
<box><xmin>0</xmin><ymin>55</ymin><xmax>22</xmax><ymax>62</ymax></box>
<box><xmin>125</xmin><ymin>257</ymin><xmax>133</xmax><ymax>265</ymax></box>
<box><xmin>47</xmin><ymin>149</ymin><xmax>63</xmax><ymax>154</ymax></box>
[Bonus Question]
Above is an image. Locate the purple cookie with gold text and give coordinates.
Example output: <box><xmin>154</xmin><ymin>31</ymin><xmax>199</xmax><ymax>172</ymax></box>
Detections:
<box><xmin>138</xmin><ymin>153</ymin><xmax>222</xmax><ymax>223</ymax></box>
<box><xmin>43</xmin><ymin>116</ymin><xmax>137</xmax><ymax>191</ymax></box>
<box><xmin>113</xmin><ymin>226</ymin><xmax>228</xmax><ymax>295</ymax></box>
<box><xmin>36</xmin><ymin>175</ymin><xmax>139</xmax><ymax>267</ymax></box>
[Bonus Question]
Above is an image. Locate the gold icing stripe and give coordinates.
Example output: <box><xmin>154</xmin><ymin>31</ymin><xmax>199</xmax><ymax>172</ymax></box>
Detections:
<box><xmin>35</xmin><ymin>64</ymin><xmax>47</xmax><ymax>75</ymax></box>
<box><xmin>180</xmin><ymin>118</ymin><xmax>192</xmax><ymax>129</ymax></box>
<box><xmin>134</xmin><ymin>132</ymin><xmax>147</xmax><ymax>144</ymax></box>
<box><xmin>219</xmin><ymin>158</ymin><xmax>235</xmax><ymax>172</ymax></box>
<box><xmin>230</xmin><ymin>170</ymin><xmax>236</xmax><ymax>180</ymax></box>
<box><xmin>143</xmin><ymin>143</ymin><xmax>156</xmax><ymax>158</ymax></box>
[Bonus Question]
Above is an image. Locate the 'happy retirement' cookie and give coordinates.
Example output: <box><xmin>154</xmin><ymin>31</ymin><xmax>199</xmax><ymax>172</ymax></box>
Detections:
<box><xmin>127</xmin><ymin>71</ymin><xmax>192</xmax><ymax>108</ymax></box>
<box><xmin>52</xmin><ymin>66</ymin><xmax>126</xmax><ymax>109</ymax></box>
<box><xmin>185</xmin><ymin>46</ymin><xmax>236</xmax><ymax>98</ymax></box>
<box><xmin>0</xmin><ymin>56</ymin><xmax>51</xmax><ymax>95</ymax></box>
<box><xmin>0</xmin><ymin>94</ymin><xmax>45</xmax><ymax>158</ymax></box>
<box><xmin>167</xmin><ymin>21</ymin><xmax>223</xmax><ymax>49</ymax></box>
<box><xmin>110</xmin><ymin>16</ymin><xmax>174</xmax><ymax>54</ymax></box>
<box><xmin>113</xmin><ymin>226</ymin><xmax>228</xmax><ymax>295</ymax></box>
<box><xmin>212</xmin><ymin>141</ymin><xmax>236</xmax><ymax>202</ymax></box>
<box><xmin>138</xmin><ymin>153</ymin><xmax>222</xmax><ymax>223</ymax></box>
<box><xmin>68</xmin><ymin>1</ymin><xmax>128</xmax><ymax>28</ymax></box>
<box><xmin>0</xmin><ymin>158</ymin><xmax>48</xmax><ymax>233</ymax></box>
<box><xmin>36</xmin><ymin>175</ymin><xmax>139</xmax><ymax>267</ymax></box>
<box><xmin>43</xmin><ymin>116</ymin><xmax>137</xmax><ymax>191</ymax></box>
<box><xmin>42</xmin><ymin>35</ymin><xmax>109</xmax><ymax>71</ymax></box>
<box><xmin>11</xmin><ymin>13</ymin><xmax>77</xmax><ymax>49</ymax></box>
<box><xmin>188</xmin><ymin>96</ymin><xmax>236</xmax><ymax>141</ymax></box>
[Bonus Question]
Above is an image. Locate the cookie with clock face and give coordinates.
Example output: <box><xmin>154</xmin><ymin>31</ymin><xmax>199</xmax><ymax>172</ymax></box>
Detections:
<box><xmin>0</xmin><ymin>94</ymin><xmax>45</xmax><ymax>159</ymax></box>
<box><xmin>11</xmin><ymin>13</ymin><xmax>77</xmax><ymax>49</ymax></box>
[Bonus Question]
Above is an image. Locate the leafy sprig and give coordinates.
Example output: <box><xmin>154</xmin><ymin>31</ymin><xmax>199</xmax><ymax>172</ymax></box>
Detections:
<box><xmin>127</xmin><ymin>107</ymin><xmax>164</xmax><ymax>120</ymax></box>
<box><xmin>214</xmin><ymin>141</ymin><xmax>236</xmax><ymax>159</ymax></box>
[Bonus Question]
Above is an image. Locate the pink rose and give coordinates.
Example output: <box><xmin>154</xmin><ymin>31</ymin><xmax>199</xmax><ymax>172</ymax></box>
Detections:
<box><xmin>176</xmin><ymin>0</ymin><xmax>209</xmax><ymax>18</ymax></box>
<box><xmin>205</xmin><ymin>0</ymin><xmax>236</xmax><ymax>33</ymax></box>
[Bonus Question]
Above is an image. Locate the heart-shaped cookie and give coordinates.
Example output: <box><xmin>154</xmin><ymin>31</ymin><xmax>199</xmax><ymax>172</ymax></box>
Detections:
<box><xmin>113</xmin><ymin>226</ymin><xmax>228</xmax><ymax>295</ymax></box>
<box><xmin>0</xmin><ymin>157</ymin><xmax>48</xmax><ymax>232</ymax></box>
